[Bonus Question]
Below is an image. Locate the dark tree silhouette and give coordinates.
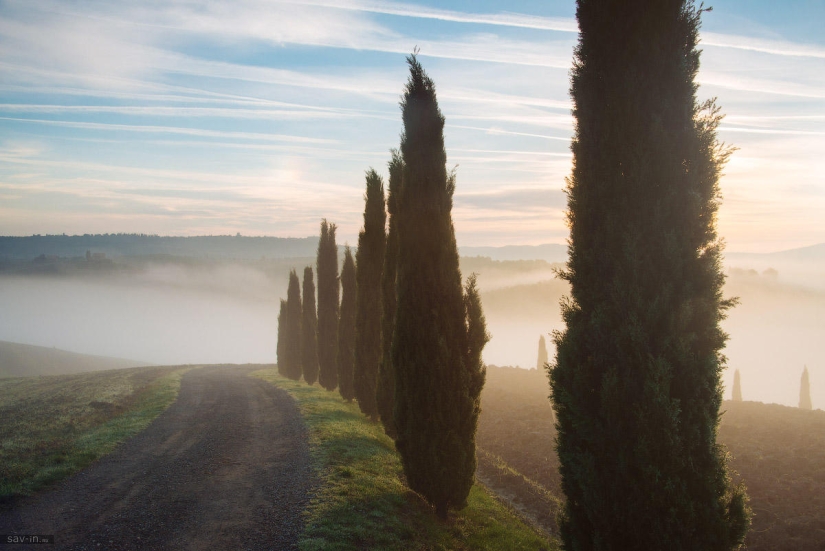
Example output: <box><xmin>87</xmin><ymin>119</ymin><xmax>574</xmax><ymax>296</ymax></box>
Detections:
<box><xmin>337</xmin><ymin>246</ymin><xmax>357</xmax><ymax>402</ymax></box>
<box><xmin>301</xmin><ymin>266</ymin><xmax>320</xmax><ymax>385</ymax></box>
<box><xmin>392</xmin><ymin>54</ymin><xmax>488</xmax><ymax>519</ymax></box>
<box><xmin>536</xmin><ymin>334</ymin><xmax>548</xmax><ymax>371</ymax></box>
<box><xmin>549</xmin><ymin>1</ymin><xmax>750</xmax><ymax>548</ymax></box>
<box><xmin>800</xmin><ymin>366</ymin><xmax>813</xmax><ymax>410</ymax></box>
<box><xmin>354</xmin><ymin>170</ymin><xmax>387</xmax><ymax>420</ymax></box>
<box><xmin>277</xmin><ymin>299</ymin><xmax>287</xmax><ymax>376</ymax></box>
<box><xmin>732</xmin><ymin>369</ymin><xmax>743</xmax><ymax>402</ymax></box>
<box><xmin>377</xmin><ymin>150</ymin><xmax>403</xmax><ymax>438</ymax></box>
<box><xmin>284</xmin><ymin>269</ymin><xmax>303</xmax><ymax>381</ymax></box>
<box><xmin>317</xmin><ymin>220</ymin><xmax>340</xmax><ymax>391</ymax></box>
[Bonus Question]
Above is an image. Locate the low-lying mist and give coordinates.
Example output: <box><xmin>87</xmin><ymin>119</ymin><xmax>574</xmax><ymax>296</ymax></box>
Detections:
<box><xmin>0</xmin><ymin>263</ymin><xmax>290</xmax><ymax>365</ymax></box>
<box><xmin>0</xmin><ymin>256</ymin><xmax>820</xmax><ymax>408</ymax></box>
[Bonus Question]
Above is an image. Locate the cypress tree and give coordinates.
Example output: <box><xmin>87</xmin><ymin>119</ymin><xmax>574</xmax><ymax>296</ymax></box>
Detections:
<box><xmin>277</xmin><ymin>299</ymin><xmax>287</xmax><ymax>376</ymax></box>
<box><xmin>317</xmin><ymin>220</ymin><xmax>340</xmax><ymax>391</ymax></box>
<box><xmin>732</xmin><ymin>369</ymin><xmax>742</xmax><ymax>402</ymax></box>
<box><xmin>549</xmin><ymin>2</ymin><xmax>750</xmax><ymax>549</ymax></box>
<box><xmin>284</xmin><ymin>269</ymin><xmax>303</xmax><ymax>381</ymax></box>
<box><xmin>800</xmin><ymin>366</ymin><xmax>813</xmax><ymax>410</ymax></box>
<box><xmin>302</xmin><ymin>266</ymin><xmax>320</xmax><ymax>385</ymax></box>
<box><xmin>536</xmin><ymin>334</ymin><xmax>549</xmax><ymax>371</ymax></box>
<box><xmin>392</xmin><ymin>54</ymin><xmax>488</xmax><ymax>519</ymax></box>
<box><xmin>377</xmin><ymin>150</ymin><xmax>403</xmax><ymax>438</ymax></box>
<box><xmin>353</xmin><ymin>170</ymin><xmax>387</xmax><ymax>420</ymax></box>
<box><xmin>337</xmin><ymin>246</ymin><xmax>357</xmax><ymax>402</ymax></box>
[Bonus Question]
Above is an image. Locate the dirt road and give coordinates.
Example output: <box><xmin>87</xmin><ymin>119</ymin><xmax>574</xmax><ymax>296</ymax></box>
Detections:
<box><xmin>0</xmin><ymin>365</ymin><xmax>312</xmax><ymax>550</ymax></box>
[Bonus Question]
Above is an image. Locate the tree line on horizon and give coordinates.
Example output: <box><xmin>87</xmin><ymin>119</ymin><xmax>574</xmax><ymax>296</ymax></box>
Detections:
<box><xmin>277</xmin><ymin>54</ymin><xmax>489</xmax><ymax>519</ymax></box>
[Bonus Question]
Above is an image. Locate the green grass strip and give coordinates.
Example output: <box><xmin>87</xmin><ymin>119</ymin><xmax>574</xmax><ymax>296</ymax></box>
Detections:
<box><xmin>251</xmin><ymin>368</ymin><xmax>557</xmax><ymax>550</ymax></box>
<box><xmin>0</xmin><ymin>365</ymin><xmax>193</xmax><ymax>498</ymax></box>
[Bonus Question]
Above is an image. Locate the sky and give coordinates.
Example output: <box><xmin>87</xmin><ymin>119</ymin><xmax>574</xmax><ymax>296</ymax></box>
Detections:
<box><xmin>0</xmin><ymin>0</ymin><xmax>823</xmax><ymax>251</ymax></box>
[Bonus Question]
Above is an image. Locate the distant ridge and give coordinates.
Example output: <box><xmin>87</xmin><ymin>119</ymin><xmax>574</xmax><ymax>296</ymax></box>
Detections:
<box><xmin>460</xmin><ymin>243</ymin><xmax>567</xmax><ymax>263</ymax></box>
<box><xmin>0</xmin><ymin>234</ymin><xmax>319</xmax><ymax>261</ymax></box>
<box><xmin>726</xmin><ymin>242</ymin><xmax>825</xmax><ymax>264</ymax></box>
<box><xmin>0</xmin><ymin>341</ymin><xmax>150</xmax><ymax>378</ymax></box>
<box><xmin>4</xmin><ymin>235</ymin><xmax>821</xmax><ymax>264</ymax></box>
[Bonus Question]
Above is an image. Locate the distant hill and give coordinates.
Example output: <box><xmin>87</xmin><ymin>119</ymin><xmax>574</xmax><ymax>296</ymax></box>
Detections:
<box><xmin>726</xmin><ymin>242</ymin><xmax>825</xmax><ymax>264</ymax></box>
<box><xmin>460</xmin><ymin>243</ymin><xmax>567</xmax><ymax>263</ymax></box>
<box><xmin>0</xmin><ymin>341</ymin><xmax>149</xmax><ymax>378</ymax></box>
<box><xmin>0</xmin><ymin>234</ymin><xmax>320</xmax><ymax>261</ymax></box>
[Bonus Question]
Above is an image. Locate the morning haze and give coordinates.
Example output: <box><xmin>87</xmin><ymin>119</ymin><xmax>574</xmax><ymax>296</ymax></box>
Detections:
<box><xmin>0</xmin><ymin>0</ymin><xmax>823</xmax><ymax>549</ymax></box>
<box><xmin>2</xmin><ymin>234</ymin><xmax>821</xmax><ymax>407</ymax></box>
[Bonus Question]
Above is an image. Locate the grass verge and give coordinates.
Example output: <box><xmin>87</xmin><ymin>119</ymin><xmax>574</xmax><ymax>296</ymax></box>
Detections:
<box><xmin>251</xmin><ymin>368</ymin><xmax>557</xmax><ymax>550</ymax></box>
<box><xmin>0</xmin><ymin>365</ymin><xmax>193</xmax><ymax>499</ymax></box>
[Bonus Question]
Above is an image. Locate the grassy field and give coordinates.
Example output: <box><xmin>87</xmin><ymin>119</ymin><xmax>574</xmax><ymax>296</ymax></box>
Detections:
<box><xmin>0</xmin><ymin>364</ymin><xmax>192</xmax><ymax>499</ymax></box>
<box><xmin>251</xmin><ymin>368</ymin><xmax>556</xmax><ymax>551</ymax></box>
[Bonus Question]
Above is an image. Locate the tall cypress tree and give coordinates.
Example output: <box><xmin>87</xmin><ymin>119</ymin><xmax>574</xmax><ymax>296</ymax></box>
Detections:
<box><xmin>337</xmin><ymin>246</ymin><xmax>357</xmax><ymax>402</ymax></box>
<box><xmin>549</xmin><ymin>2</ymin><xmax>750</xmax><ymax>549</ymax></box>
<box><xmin>277</xmin><ymin>299</ymin><xmax>287</xmax><ymax>376</ymax></box>
<box><xmin>392</xmin><ymin>54</ymin><xmax>488</xmax><ymax>519</ymax></box>
<box><xmin>302</xmin><ymin>266</ymin><xmax>320</xmax><ymax>385</ymax></box>
<box><xmin>800</xmin><ymin>366</ymin><xmax>813</xmax><ymax>410</ymax></box>
<box><xmin>317</xmin><ymin>220</ymin><xmax>340</xmax><ymax>391</ymax></box>
<box><xmin>353</xmin><ymin>170</ymin><xmax>387</xmax><ymax>420</ymax></box>
<box><xmin>537</xmin><ymin>334</ymin><xmax>549</xmax><ymax>371</ymax></box>
<box><xmin>732</xmin><ymin>369</ymin><xmax>742</xmax><ymax>402</ymax></box>
<box><xmin>284</xmin><ymin>269</ymin><xmax>303</xmax><ymax>381</ymax></box>
<box><xmin>377</xmin><ymin>150</ymin><xmax>403</xmax><ymax>438</ymax></box>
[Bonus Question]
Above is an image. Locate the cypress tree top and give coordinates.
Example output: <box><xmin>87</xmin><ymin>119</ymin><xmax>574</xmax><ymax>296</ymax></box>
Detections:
<box><xmin>317</xmin><ymin>220</ymin><xmax>340</xmax><ymax>391</ymax></box>
<box><xmin>800</xmin><ymin>366</ymin><xmax>813</xmax><ymax>410</ymax></box>
<box><xmin>284</xmin><ymin>269</ymin><xmax>303</xmax><ymax>382</ymax></box>
<box><xmin>353</xmin><ymin>169</ymin><xmax>387</xmax><ymax>420</ymax></box>
<box><xmin>302</xmin><ymin>266</ymin><xmax>320</xmax><ymax>386</ymax></box>
<box><xmin>337</xmin><ymin>246</ymin><xmax>357</xmax><ymax>402</ymax></box>
<box><xmin>732</xmin><ymin>369</ymin><xmax>743</xmax><ymax>402</ymax></box>
<box><xmin>276</xmin><ymin>298</ymin><xmax>287</xmax><ymax>376</ymax></box>
<box><xmin>377</xmin><ymin>150</ymin><xmax>403</xmax><ymax>438</ymax></box>
<box><xmin>550</xmin><ymin>1</ymin><xmax>750</xmax><ymax>548</ymax></box>
<box><xmin>537</xmin><ymin>335</ymin><xmax>548</xmax><ymax>371</ymax></box>
<box><xmin>393</xmin><ymin>54</ymin><xmax>487</xmax><ymax>519</ymax></box>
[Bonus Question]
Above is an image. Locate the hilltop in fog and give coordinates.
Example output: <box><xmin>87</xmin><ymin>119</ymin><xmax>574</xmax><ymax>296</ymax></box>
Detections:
<box><xmin>0</xmin><ymin>235</ymin><xmax>821</xmax><ymax>408</ymax></box>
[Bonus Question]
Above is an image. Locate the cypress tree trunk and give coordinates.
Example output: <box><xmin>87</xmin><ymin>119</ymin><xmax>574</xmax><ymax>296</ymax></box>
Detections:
<box><xmin>393</xmin><ymin>55</ymin><xmax>488</xmax><ymax>519</ymax></box>
<box><xmin>354</xmin><ymin>170</ymin><xmax>387</xmax><ymax>420</ymax></box>
<box><xmin>800</xmin><ymin>366</ymin><xmax>813</xmax><ymax>410</ymax></box>
<box><xmin>537</xmin><ymin>334</ymin><xmax>548</xmax><ymax>371</ymax></box>
<box><xmin>549</xmin><ymin>2</ymin><xmax>750</xmax><ymax>549</ymax></box>
<box><xmin>377</xmin><ymin>150</ymin><xmax>403</xmax><ymax>438</ymax></box>
<box><xmin>337</xmin><ymin>246</ymin><xmax>357</xmax><ymax>402</ymax></box>
<box><xmin>277</xmin><ymin>299</ymin><xmax>287</xmax><ymax>376</ymax></box>
<box><xmin>732</xmin><ymin>369</ymin><xmax>742</xmax><ymax>402</ymax></box>
<box><xmin>285</xmin><ymin>269</ymin><xmax>303</xmax><ymax>381</ymax></box>
<box><xmin>302</xmin><ymin>266</ymin><xmax>320</xmax><ymax>385</ymax></box>
<box><xmin>317</xmin><ymin>220</ymin><xmax>340</xmax><ymax>391</ymax></box>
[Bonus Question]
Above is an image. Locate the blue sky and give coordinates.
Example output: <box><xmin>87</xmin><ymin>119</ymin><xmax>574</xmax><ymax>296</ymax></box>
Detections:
<box><xmin>0</xmin><ymin>0</ymin><xmax>823</xmax><ymax>251</ymax></box>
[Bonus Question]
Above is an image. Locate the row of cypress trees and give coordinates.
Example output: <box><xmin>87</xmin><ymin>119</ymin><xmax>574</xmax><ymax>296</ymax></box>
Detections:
<box><xmin>275</xmin><ymin>54</ymin><xmax>490</xmax><ymax>520</ymax></box>
<box><xmin>276</xmin><ymin>221</ymin><xmax>340</xmax><ymax>388</ymax></box>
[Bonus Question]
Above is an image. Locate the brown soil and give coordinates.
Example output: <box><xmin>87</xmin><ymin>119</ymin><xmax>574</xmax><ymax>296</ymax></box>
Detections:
<box><xmin>0</xmin><ymin>365</ymin><xmax>312</xmax><ymax>550</ymax></box>
<box><xmin>478</xmin><ymin>365</ymin><xmax>825</xmax><ymax>551</ymax></box>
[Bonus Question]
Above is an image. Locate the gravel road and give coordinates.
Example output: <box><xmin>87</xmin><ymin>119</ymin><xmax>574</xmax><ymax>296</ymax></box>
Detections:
<box><xmin>0</xmin><ymin>365</ymin><xmax>313</xmax><ymax>551</ymax></box>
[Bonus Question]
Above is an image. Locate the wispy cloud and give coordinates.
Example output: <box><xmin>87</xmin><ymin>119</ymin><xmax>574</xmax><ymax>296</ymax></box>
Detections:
<box><xmin>291</xmin><ymin>0</ymin><xmax>577</xmax><ymax>32</ymax></box>
<box><xmin>702</xmin><ymin>31</ymin><xmax>825</xmax><ymax>59</ymax></box>
<box><xmin>0</xmin><ymin>117</ymin><xmax>339</xmax><ymax>144</ymax></box>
